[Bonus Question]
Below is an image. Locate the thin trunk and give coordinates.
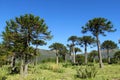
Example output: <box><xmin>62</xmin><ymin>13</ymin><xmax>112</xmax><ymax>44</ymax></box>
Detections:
<box><xmin>35</xmin><ymin>56</ymin><xmax>38</xmax><ymax>65</ymax></box>
<box><xmin>107</xmin><ymin>49</ymin><xmax>110</xmax><ymax>63</ymax></box>
<box><xmin>75</xmin><ymin>52</ymin><xmax>76</xmax><ymax>63</ymax></box>
<box><xmin>73</xmin><ymin>47</ymin><xmax>75</xmax><ymax>63</ymax></box>
<box><xmin>56</xmin><ymin>50</ymin><xmax>59</xmax><ymax>64</ymax></box>
<box><xmin>24</xmin><ymin>63</ymin><xmax>28</xmax><ymax>76</ymax></box>
<box><xmin>84</xmin><ymin>43</ymin><xmax>87</xmax><ymax>64</ymax></box>
<box><xmin>20</xmin><ymin>58</ymin><xmax>24</xmax><ymax>78</ymax></box>
<box><xmin>70</xmin><ymin>52</ymin><xmax>72</xmax><ymax>62</ymax></box>
<box><xmin>93</xmin><ymin>58</ymin><xmax>96</xmax><ymax>63</ymax></box>
<box><xmin>24</xmin><ymin>54</ymin><xmax>28</xmax><ymax>76</ymax></box>
<box><xmin>65</xmin><ymin>54</ymin><xmax>67</xmax><ymax>62</ymax></box>
<box><xmin>96</xmin><ymin>36</ymin><xmax>103</xmax><ymax>68</ymax></box>
<box><xmin>11</xmin><ymin>55</ymin><xmax>15</xmax><ymax>68</ymax></box>
<box><xmin>34</xmin><ymin>44</ymin><xmax>38</xmax><ymax>65</ymax></box>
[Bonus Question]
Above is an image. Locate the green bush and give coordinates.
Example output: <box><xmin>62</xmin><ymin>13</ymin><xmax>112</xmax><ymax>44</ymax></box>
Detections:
<box><xmin>41</xmin><ymin>58</ymin><xmax>56</xmax><ymax>63</ymax></box>
<box><xmin>76</xmin><ymin>65</ymin><xmax>98</xmax><ymax>79</ymax></box>
<box><xmin>62</xmin><ymin>62</ymin><xmax>72</xmax><ymax>68</ymax></box>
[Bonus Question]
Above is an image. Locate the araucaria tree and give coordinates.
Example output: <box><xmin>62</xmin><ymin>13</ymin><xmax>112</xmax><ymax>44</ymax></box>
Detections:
<box><xmin>88</xmin><ymin>50</ymin><xmax>98</xmax><ymax>63</ymax></box>
<box><xmin>101</xmin><ymin>40</ymin><xmax>117</xmax><ymax>63</ymax></box>
<box><xmin>68</xmin><ymin>36</ymin><xmax>77</xmax><ymax>63</ymax></box>
<box><xmin>49</xmin><ymin>42</ymin><xmax>66</xmax><ymax>64</ymax></box>
<box><xmin>77</xmin><ymin>36</ymin><xmax>95</xmax><ymax>64</ymax></box>
<box><xmin>82</xmin><ymin>18</ymin><xmax>116</xmax><ymax>68</ymax></box>
<box><xmin>2</xmin><ymin>14</ymin><xmax>52</xmax><ymax>76</ymax></box>
<box><xmin>74</xmin><ymin>47</ymin><xmax>82</xmax><ymax>62</ymax></box>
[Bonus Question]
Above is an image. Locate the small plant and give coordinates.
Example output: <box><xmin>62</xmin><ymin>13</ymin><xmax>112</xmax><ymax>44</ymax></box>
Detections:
<box><xmin>76</xmin><ymin>65</ymin><xmax>98</xmax><ymax>79</ymax></box>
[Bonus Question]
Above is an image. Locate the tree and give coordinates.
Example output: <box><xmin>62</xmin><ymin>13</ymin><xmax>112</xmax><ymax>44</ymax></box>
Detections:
<box><xmin>74</xmin><ymin>47</ymin><xmax>82</xmax><ymax>62</ymax></box>
<box><xmin>82</xmin><ymin>17</ymin><xmax>116</xmax><ymax>68</ymax></box>
<box><xmin>101</xmin><ymin>40</ymin><xmax>117</xmax><ymax>63</ymax></box>
<box><xmin>59</xmin><ymin>46</ymin><xmax>68</xmax><ymax>62</ymax></box>
<box><xmin>77</xmin><ymin>36</ymin><xmax>95</xmax><ymax>64</ymax></box>
<box><xmin>68</xmin><ymin>36</ymin><xmax>77</xmax><ymax>63</ymax></box>
<box><xmin>49</xmin><ymin>42</ymin><xmax>65</xmax><ymax>64</ymax></box>
<box><xmin>114</xmin><ymin>51</ymin><xmax>120</xmax><ymax>63</ymax></box>
<box><xmin>88</xmin><ymin>50</ymin><xmax>98</xmax><ymax>63</ymax></box>
<box><xmin>67</xmin><ymin>44</ymin><xmax>73</xmax><ymax>62</ymax></box>
<box><xmin>0</xmin><ymin>43</ymin><xmax>8</xmax><ymax>67</ymax></box>
<box><xmin>76</xmin><ymin>54</ymin><xmax>84</xmax><ymax>64</ymax></box>
<box><xmin>2</xmin><ymin>14</ymin><xmax>52</xmax><ymax>76</ymax></box>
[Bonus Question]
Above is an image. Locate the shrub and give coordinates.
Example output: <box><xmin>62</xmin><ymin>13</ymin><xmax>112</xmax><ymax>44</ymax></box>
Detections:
<box><xmin>76</xmin><ymin>65</ymin><xmax>98</xmax><ymax>79</ymax></box>
<box><xmin>41</xmin><ymin>58</ymin><xmax>56</xmax><ymax>63</ymax></box>
<box><xmin>62</xmin><ymin>62</ymin><xmax>72</xmax><ymax>68</ymax></box>
<box><xmin>49</xmin><ymin>64</ymin><xmax>64</xmax><ymax>73</ymax></box>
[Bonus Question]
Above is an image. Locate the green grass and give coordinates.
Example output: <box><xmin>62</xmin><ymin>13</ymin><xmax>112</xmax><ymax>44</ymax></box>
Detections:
<box><xmin>0</xmin><ymin>63</ymin><xmax>120</xmax><ymax>80</ymax></box>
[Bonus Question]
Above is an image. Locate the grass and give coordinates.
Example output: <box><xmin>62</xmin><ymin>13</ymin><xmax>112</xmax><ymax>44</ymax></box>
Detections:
<box><xmin>0</xmin><ymin>63</ymin><xmax>120</xmax><ymax>80</ymax></box>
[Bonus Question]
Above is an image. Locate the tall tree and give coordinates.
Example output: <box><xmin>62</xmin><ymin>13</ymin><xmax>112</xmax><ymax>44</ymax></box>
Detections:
<box><xmin>114</xmin><ymin>51</ymin><xmax>120</xmax><ymax>63</ymax></box>
<box><xmin>59</xmin><ymin>46</ymin><xmax>68</xmax><ymax>62</ymax></box>
<box><xmin>82</xmin><ymin>17</ymin><xmax>116</xmax><ymax>68</ymax></box>
<box><xmin>88</xmin><ymin>50</ymin><xmax>98</xmax><ymax>63</ymax></box>
<box><xmin>68</xmin><ymin>36</ymin><xmax>77</xmax><ymax>63</ymax></box>
<box><xmin>74</xmin><ymin>47</ymin><xmax>82</xmax><ymax>62</ymax></box>
<box><xmin>67</xmin><ymin>44</ymin><xmax>73</xmax><ymax>62</ymax></box>
<box><xmin>49</xmin><ymin>42</ymin><xmax>65</xmax><ymax>64</ymax></box>
<box><xmin>101</xmin><ymin>40</ymin><xmax>117</xmax><ymax>63</ymax></box>
<box><xmin>2</xmin><ymin>14</ymin><xmax>52</xmax><ymax>76</ymax></box>
<box><xmin>77</xmin><ymin>36</ymin><xmax>95</xmax><ymax>64</ymax></box>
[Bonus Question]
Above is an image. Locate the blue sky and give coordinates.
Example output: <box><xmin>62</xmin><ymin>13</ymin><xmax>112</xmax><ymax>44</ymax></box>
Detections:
<box><xmin>0</xmin><ymin>0</ymin><xmax>120</xmax><ymax>52</ymax></box>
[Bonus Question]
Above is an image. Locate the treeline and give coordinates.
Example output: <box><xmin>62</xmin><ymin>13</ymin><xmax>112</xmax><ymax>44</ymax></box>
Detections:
<box><xmin>0</xmin><ymin>14</ymin><xmax>120</xmax><ymax>77</ymax></box>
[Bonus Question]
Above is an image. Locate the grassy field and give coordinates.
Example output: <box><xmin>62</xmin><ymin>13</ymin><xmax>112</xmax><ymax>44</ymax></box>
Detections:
<box><xmin>0</xmin><ymin>63</ymin><xmax>120</xmax><ymax>80</ymax></box>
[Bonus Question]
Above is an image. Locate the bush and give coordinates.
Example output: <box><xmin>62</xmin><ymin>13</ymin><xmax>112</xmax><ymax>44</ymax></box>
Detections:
<box><xmin>62</xmin><ymin>62</ymin><xmax>72</xmax><ymax>68</ymax></box>
<box><xmin>41</xmin><ymin>58</ymin><xmax>56</xmax><ymax>63</ymax></box>
<box><xmin>76</xmin><ymin>65</ymin><xmax>98</xmax><ymax>79</ymax></box>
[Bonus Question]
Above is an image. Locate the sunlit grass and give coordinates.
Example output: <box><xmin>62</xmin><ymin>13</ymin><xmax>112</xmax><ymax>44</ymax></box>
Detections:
<box><xmin>0</xmin><ymin>63</ymin><xmax>120</xmax><ymax>80</ymax></box>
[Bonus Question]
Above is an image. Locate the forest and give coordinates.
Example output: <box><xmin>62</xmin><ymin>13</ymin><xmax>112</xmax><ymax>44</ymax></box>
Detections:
<box><xmin>0</xmin><ymin>14</ymin><xmax>120</xmax><ymax>80</ymax></box>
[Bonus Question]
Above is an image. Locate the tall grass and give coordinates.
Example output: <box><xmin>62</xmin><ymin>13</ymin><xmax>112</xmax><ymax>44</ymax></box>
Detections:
<box><xmin>0</xmin><ymin>63</ymin><xmax>120</xmax><ymax>80</ymax></box>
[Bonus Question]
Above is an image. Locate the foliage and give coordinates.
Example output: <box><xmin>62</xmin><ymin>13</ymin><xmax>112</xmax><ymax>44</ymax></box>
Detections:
<box><xmin>82</xmin><ymin>17</ymin><xmax>116</xmax><ymax>68</ymax></box>
<box><xmin>76</xmin><ymin>65</ymin><xmax>98</xmax><ymax>79</ymax></box>
<box><xmin>39</xmin><ymin>63</ymin><xmax>64</xmax><ymax>73</ymax></box>
<box><xmin>62</xmin><ymin>62</ymin><xmax>72</xmax><ymax>68</ymax></box>
<box><xmin>0</xmin><ymin>63</ymin><xmax>120</xmax><ymax>80</ymax></box>
<box><xmin>41</xmin><ymin>58</ymin><xmax>56</xmax><ymax>63</ymax></box>
<box><xmin>49</xmin><ymin>42</ymin><xmax>66</xmax><ymax>64</ymax></box>
<box><xmin>76</xmin><ymin>54</ymin><xmax>85</xmax><ymax>65</ymax></box>
<box><xmin>2</xmin><ymin>14</ymin><xmax>52</xmax><ymax>76</ymax></box>
<box><xmin>68</xmin><ymin>36</ymin><xmax>78</xmax><ymax>44</ymax></box>
<box><xmin>114</xmin><ymin>51</ymin><xmax>120</xmax><ymax>63</ymax></box>
<box><xmin>88</xmin><ymin>50</ymin><xmax>98</xmax><ymax>62</ymax></box>
<box><xmin>68</xmin><ymin>36</ymin><xmax>78</xmax><ymax>63</ymax></box>
<box><xmin>77</xmin><ymin>36</ymin><xmax>95</xmax><ymax>64</ymax></box>
<box><xmin>74</xmin><ymin>47</ymin><xmax>82</xmax><ymax>54</ymax></box>
<box><xmin>101</xmin><ymin>40</ymin><xmax>117</xmax><ymax>50</ymax></box>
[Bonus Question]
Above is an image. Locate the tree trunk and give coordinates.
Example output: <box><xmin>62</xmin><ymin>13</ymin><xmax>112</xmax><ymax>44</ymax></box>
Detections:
<box><xmin>73</xmin><ymin>47</ymin><xmax>75</xmax><ymax>63</ymax></box>
<box><xmin>84</xmin><ymin>44</ymin><xmax>87</xmax><ymax>64</ymax></box>
<box><xmin>11</xmin><ymin>55</ymin><xmax>15</xmax><ymax>68</ymax></box>
<box><xmin>107</xmin><ymin>49</ymin><xmax>110</xmax><ymax>63</ymax></box>
<box><xmin>56</xmin><ymin>50</ymin><xmax>59</xmax><ymax>64</ymax></box>
<box><xmin>24</xmin><ymin>63</ymin><xmax>28</xmax><ymax>76</ymax></box>
<box><xmin>34</xmin><ymin>44</ymin><xmax>38</xmax><ymax>65</ymax></box>
<box><xmin>35</xmin><ymin>56</ymin><xmax>38</xmax><ymax>65</ymax></box>
<box><xmin>96</xmin><ymin>36</ymin><xmax>103</xmax><ymax>68</ymax></box>
<box><xmin>69</xmin><ymin>52</ymin><xmax>72</xmax><ymax>62</ymax></box>
<box><xmin>93</xmin><ymin>58</ymin><xmax>96</xmax><ymax>63</ymax></box>
<box><xmin>75</xmin><ymin>52</ymin><xmax>76</xmax><ymax>63</ymax></box>
<box><xmin>23</xmin><ymin>54</ymin><xmax>29</xmax><ymax>76</ymax></box>
<box><xmin>20</xmin><ymin>58</ymin><xmax>24</xmax><ymax>78</ymax></box>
